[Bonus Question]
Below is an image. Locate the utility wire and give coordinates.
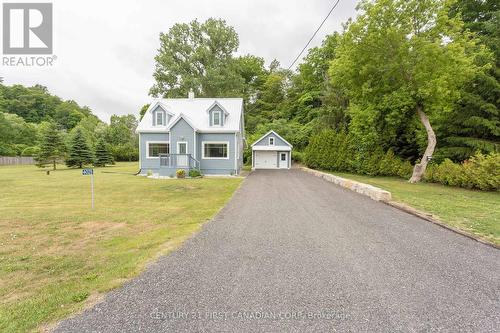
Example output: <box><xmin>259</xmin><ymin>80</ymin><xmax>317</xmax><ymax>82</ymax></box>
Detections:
<box><xmin>287</xmin><ymin>0</ymin><xmax>342</xmax><ymax>70</ymax></box>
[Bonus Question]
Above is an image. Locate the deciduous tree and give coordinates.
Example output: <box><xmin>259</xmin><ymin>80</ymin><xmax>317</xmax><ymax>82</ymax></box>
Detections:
<box><xmin>150</xmin><ymin>18</ymin><xmax>243</xmax><ymax>98</ymax></box>
<box><xmin>329</xmin><ymin>0</ymin><xmax>488</xmax><ymax>182</ymax></box>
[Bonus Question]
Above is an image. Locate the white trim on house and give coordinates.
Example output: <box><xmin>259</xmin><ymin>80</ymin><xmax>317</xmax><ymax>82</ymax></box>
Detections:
<box><xmin>202</xmin><ymin>141</ymin><xmax>230</xmax><ymax>160</ymax></box>
<box><xmin>146</xmin><ymin>141</ymin><xmax>170</xmax><ymax>159</ymax></box>
<box><xmin>212</xmin><ymin>110</ymin><xmax>222</xmax><ymax>126</ymax></box>
<box><xmin>149</xmin><ymin>101</ymin><xmax>175</xmax><ymax>116</ymax></box>
<box><xmin>176</xmin><ymin>141</ymin><xmax>188</xmax><ymax>154</ymax></box>
<box><xmin>251</xmin><ymin>130</ymin><xmax>293</xmax><ymax>148</ymax></box>
<box><xmin>205</xmin><ymin>101</ymin><xmax>230</xmax><ymax>116</ymax></box>
<box><xmin>155</xmin><ymin>110</ymin><xmax>165</xmax><ymax>126</ymax></box>
<box><xmin>279</xmin><ymin>152</ymin><xmax>288</xmax><ymax>169</ymax></box>
<box><xmin>252</xmin><ymin>145</ymin><xmax>291</xmax><ymax>151</ymax></box>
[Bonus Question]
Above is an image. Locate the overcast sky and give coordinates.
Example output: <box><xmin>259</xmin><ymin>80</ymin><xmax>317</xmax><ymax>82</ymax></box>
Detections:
<box><xmin>1</xmin><ymin>0</ymin><xmax>359</xmax><ymax>122</ymax></box>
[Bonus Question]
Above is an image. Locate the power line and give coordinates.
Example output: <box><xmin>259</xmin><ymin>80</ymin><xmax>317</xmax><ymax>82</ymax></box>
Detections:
<box><xmin>287</xmin><ymin>0</ymin><xmax>342</xmax><ymax>70</ymax></box>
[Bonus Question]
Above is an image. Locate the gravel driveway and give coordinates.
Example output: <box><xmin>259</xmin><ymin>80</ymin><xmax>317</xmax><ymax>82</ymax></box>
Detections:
<box><xmin>54</xmin><ymin>169</ymin><xmax>500</xmax><ymax>332</ymax></box>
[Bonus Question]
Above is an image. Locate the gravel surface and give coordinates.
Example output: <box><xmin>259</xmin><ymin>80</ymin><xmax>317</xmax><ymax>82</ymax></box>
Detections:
<box><xmin>54</xmin><ymin>169</ymin><xmax>500</xmax><ymax>332</ymax></box>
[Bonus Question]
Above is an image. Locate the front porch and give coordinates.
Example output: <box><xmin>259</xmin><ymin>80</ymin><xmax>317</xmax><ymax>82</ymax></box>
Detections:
<box><xmin>158</xmin><ymin>153</ymin><xmax>200</xmax><ymax>177</ymax></box>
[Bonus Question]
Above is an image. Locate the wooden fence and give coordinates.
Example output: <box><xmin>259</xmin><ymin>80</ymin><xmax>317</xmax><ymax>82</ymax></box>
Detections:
<box><xmin>0</xmin><ymin>156</ymin><xmax>35</xmax><ymax>165</ymax></box>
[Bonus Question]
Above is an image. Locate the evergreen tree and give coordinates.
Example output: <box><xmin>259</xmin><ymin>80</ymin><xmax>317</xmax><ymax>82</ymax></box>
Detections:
<box><xmin>94</xmin><ymin>137</ymin><xmax>113</xmax><ymax>167</ymax></box>
<box><xmin>66</xmin><ymin>127</ymin><xmax>94</xmax><ymax>168</ymax></box>
<box><xmin>35</xmin><ymin>122</ymin><xmax>65</xmax><ymax>170</ymax></box>
<box><xmin>440</xmin><ymin>0</ymin><xmax>500</xmax><ymax>161</ymax></box>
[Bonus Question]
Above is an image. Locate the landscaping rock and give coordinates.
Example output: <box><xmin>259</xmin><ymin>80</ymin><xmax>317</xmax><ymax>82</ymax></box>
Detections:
<box><xmin>300</xmin><ymin>167</ymin><xmax>392</xmax><ymax>202</ymax></box>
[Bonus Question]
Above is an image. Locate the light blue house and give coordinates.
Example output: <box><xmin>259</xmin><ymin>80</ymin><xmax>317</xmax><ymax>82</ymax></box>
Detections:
<box><xmin>136</xmin><ymin>93</ymin><xmax>244</xmax><ymax>176</ymax></box>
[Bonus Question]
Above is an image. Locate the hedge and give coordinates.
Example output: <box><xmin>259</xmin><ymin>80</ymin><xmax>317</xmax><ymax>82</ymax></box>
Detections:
<box><xmin>424</xmin><ymin>153</ymin><xmax>500</xmax><ymax>191</ymax></box>
<box><xmin>304</xmin><ymin>130</ymin><xmax>499</xmax><ymax>191</ymax></box>
<box><xmin>304</xmin><ymin>129</ymin><xmax>412</xmax><ymax>178</ymax></box>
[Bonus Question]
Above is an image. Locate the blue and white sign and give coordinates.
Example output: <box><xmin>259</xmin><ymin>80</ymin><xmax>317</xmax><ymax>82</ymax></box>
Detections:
<box><xmin>82</xmin><ymin>168</ymin><xmax>93</xmax><ymax>176</ymax></box>
<box><xmin>82</xmin><ymin>168</ymin><xmax>95</xmax><ymax>208</ymax></box>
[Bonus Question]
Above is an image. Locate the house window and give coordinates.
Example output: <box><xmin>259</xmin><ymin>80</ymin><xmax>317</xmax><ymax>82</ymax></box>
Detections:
<box><xmin>203</xmin><ymin>142</ymin><xmax>229</xmax><ymax>159</ymax></box>
<box><xmin>281</xmin><ymin>153</ymin><xmax>286</xmax><ymax>161</ymax></box>
<box><xmin>147</xmin><ymin>142</ymin><xmax>169</xmax><ymax>158</ymax></box>
<box><xmin>269</xmin><ymin>137</ymin><xmax>275</xmax><ymax>146</ymax></box>
<box><xmin>156</xmin><ymin>111</ymin><xmax>164</xmax><ymax>126</ymax></box>
<box><xmin>213</xmin><ymin>110</ymin><xmax>221</xmax><ymax>126</ymax></box>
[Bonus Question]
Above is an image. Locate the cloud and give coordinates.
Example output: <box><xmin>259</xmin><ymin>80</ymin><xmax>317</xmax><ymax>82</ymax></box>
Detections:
<box><xmin>1</xmin><ymin>0</ymin><xmax>358</xmax><ymax>122</ymax></box>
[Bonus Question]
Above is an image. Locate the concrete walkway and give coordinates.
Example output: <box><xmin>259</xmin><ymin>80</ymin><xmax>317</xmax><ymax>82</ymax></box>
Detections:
<box><xmin>54</xmin><ymin>169</ymin><xmax>500</xmax><ymax>332</ymax></box>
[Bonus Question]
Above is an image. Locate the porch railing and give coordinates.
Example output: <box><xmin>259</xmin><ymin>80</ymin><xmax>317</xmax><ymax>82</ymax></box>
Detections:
<box><xmin>159</xmin><ymin>154</ymin><xmax>200</xmax><ymax>170</ymax></box>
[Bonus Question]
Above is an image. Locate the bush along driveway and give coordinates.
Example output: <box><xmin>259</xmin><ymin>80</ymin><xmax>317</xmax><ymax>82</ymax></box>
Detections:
<box><xmin>54</xmin><ymin>169</ymin><xmax>500</xmax><ymax>333</ymax></box>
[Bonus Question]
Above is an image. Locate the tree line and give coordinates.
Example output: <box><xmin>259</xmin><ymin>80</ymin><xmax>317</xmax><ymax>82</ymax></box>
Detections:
<box><xmin>0</xmin><ymin>83</ymin><xmax>139</xmax><ymax>168</ymax></box>
<box><xmin>1</xmin><ymin>0</ymin><xmax>497</xmax><ymax>185</ymax></box>
<box><xmin>147</xmin><ymin>0</ymin><xmax>498</xmax><ymax>186</ymax></box>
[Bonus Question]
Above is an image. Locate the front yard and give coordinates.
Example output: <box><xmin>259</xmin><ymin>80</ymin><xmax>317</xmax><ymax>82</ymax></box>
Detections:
<box><xmin>0</xmin><ymin>163</ymin><xmax>242</xmax><ymax>332</ymax></box>
<box><xmin>329</xmin><ymin>172</ymin><xmax>499</xmax><ymax>246</ymax></box>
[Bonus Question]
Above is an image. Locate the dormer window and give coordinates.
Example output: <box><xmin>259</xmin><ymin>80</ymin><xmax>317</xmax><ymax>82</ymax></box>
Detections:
<box><xmin>213</xmin><ymin>110</ymin><xmax>221</xmax><ymax>126</ymax></box>
<box><xmin>207</xmin><ymin>102</ymin><xmax>228</xmax><ymax>127</ymax></box>
<box><xmin>269</xmin><ymin>137</ymin><xmax>275</xmax><ymax>146</ymax></box>
<box><xmin>156</xmin><ymin>111</ymin><xmax>164</xmax><ymax>126</ymax></box>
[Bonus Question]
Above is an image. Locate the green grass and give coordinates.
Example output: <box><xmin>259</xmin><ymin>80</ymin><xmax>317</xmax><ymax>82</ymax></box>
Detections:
<box><xmin>328</xmin><ymin>171</ymin><xmax>499</xmax><ymax>245</ymax></box>
<box><xmin>0</xmin><ymin>162</ymin><xmax>242</xmax><ymax>332</ymax></box>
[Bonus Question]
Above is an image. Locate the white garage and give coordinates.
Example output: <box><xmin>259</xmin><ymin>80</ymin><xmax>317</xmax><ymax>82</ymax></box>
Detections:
<box><xmin>251</xmin><ymin>130</ymin><xmax>292</xmax><ymax>170</ymax></box>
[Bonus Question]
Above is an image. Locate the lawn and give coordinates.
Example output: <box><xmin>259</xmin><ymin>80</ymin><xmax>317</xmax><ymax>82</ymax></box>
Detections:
<box><xmin>0</xmin><ymin>162</ymin><xmax>242</xmax><ymax>332</ymax></box>
<box><xmin>329</xmin><ymin>171</ymin><xmax>499</xmax><ymax>246</ymax></box>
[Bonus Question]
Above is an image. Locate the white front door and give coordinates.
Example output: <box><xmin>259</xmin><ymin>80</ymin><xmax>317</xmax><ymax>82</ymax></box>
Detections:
<box><xmin>177</xmin><ymin>142</ymin><xmax>188</xmax><ymax>167</ymax></box>
<box><xmin>279</xmin><ymin>152</ymin><xmax>288</xmax><ymax>169</ymax></box>
<box><xmin>254</xmin><ymin>151</ymin><xmax>277</xmax><ymax>169</ymax></box>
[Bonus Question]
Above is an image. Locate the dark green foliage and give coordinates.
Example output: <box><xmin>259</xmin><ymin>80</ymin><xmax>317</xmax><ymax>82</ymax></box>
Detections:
<box><xmin>440</xmin><ymin>0</ymin><xmax>500</xmax><ymax>161</ymax></box>
<box><xmin>0</xmin><ymin>82</ymin><xmax>139</xmax><ymax>162</ymax></box>
<box><xmin>291</xmin><ymin>151</ymin><xmax>304</xmax><ymax>163</ymax></box>
<box><xmin>0</xmin><ymin>84</ymin><xmax>90</xmax><ymax>128</ymax></box>
<box><xmin>304</xmin><ymin>129</ymin><xmax>413</xmax><ymax>178</ymax></box>
<box><xmin>150</xmin><ymin>18</ymin><xmax>244</xmax><ymax>98</ymax></box>
<box><xmin>34</xmin><ymin>122</ymin><xmax>66</xmax><ymax>170</ymax></box>
<box><xmin>66</xmin><ymin>128</ymin><xmax>94</xmax><ymax>168</ymax></box>
<box><xmin>424</xmin><ymin>152</ymin><xmax>500</xmax><ymax>190</ymax></box>
<box><xmin>94</xmin><ymin>137</ymin><xmax>114</xmax><ymax>167</ymax></box>
<box><xmin>188</xmin><ymin>169</ymin><xmax>202</xmax><ymax>177</ymax></box>
<box><xmin>0</xmin><ymin>112</ymin><xmax>38</xmax><ymax>156</ymax></box>
<box><xmin>104</xmin><ymin>115</ymin><xmax>139</xmax><ymax>161</ymax></box>
<box><xmin>139</xmin><ymin>104</ymin><xmax>150</xmax><ymax>120</ymax></box>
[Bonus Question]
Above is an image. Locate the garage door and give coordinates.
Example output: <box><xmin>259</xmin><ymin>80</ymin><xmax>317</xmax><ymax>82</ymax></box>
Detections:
<box><xmin>254</xmin><ymin>151</ymin><xmax>277</xmax><ymax>169</ymax></box>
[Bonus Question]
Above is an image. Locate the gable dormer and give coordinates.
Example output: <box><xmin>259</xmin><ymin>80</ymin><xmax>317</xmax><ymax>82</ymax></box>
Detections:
<box><xmin>151</xmin><ymin>104</ymin><xmax>172</xmax><ymax>126</ymax></box>
<box><xmin>250</xmin><ymin>130</ymin><xmax>293</xmax><ymax>148</ymax></box>
<box><xmin>207</xmin><ymin>101</ymin><xmax>229</xmax><ymax>127</ymax></box>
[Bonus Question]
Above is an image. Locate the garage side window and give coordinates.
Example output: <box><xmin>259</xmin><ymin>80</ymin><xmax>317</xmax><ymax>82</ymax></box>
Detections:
<box><xmin>269</xmin><ymin>137</ymin><xmax>275</xmax><ymax>146</ymax></box>
<box><xmin>147</xmin><ymin>142</ymin><xmax>169</xmax><ymax>158</ymax></box>
<box><xmin>203</xmin><ymin>142</ymin><xmax>228</xmax><ymax>159</ymax></box>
